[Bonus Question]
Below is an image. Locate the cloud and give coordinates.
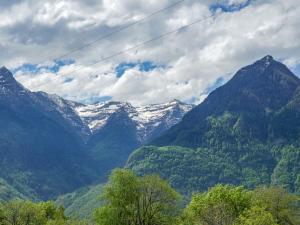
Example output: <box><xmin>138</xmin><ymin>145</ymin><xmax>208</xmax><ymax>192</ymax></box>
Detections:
<box><xmin>0</xmin><ymin>0</ymin><xmax>300</xmax><ymax>105</ymax></box>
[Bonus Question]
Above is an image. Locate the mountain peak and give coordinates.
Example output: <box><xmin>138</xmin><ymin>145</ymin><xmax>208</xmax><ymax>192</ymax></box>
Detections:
<box><xmin>0</xmin><ymin>66</ymin><xmax>13</xmax><ymax>79</ymax></box>
<box><xmin>254</xmin><ymin>55</ymin><xmax>275</xmax><ymax>68</ymax></box>
<box><xmin>0</xmin><ymin>66</ymin><xmax>9</xmax><ymax>71</ymax></box>
<box><xmin>151</xmin><ymin>56</ymin><xmax>300</xmax><ymax>148</ymax></box>
<box><xmin>0</xmin><ymin>66</ymin><xmax>8</xmax><ymax>70</ymax></box>
<box><xmin>0</xmin><ymin>66</ymin><xmax>16</xmax><ymax>86</ymax></box>
<box><xmin>261</xmin><ymin>55</ymin><xmax>274</xmax><ymax>62</ymax></box>
<box><xmin>241</xmin><ymin>55</ymin><xmax>276</xmax><ymax>72</ymax></box>
<box><xmin>218</xmin><ymin>55</ymin><xmax>300</xmax><ymax>111</ymax></box>
<box><xmin>0</xmin><ymin>66</ymin><xmax>29</xmax><ymax>97</ymax></box>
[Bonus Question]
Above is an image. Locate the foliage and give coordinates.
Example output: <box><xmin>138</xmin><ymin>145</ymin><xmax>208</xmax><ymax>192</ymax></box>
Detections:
<box><xmin>184</xmin><ymin>185</ymin><xmax>251</xmax><ymax>225</ymax></box>
<box><xmin>94</xmin><ymin>169</ymin><xmax>182</xmax><ymax>225</ymax></box>
<box><xmin>272</xmin><ymin>146</ymin><xmax>300</xmax><ymax>194</ymax></box>
<box><xmin>236</xmin><ymin>206</ymin><xmax>278</xmax><ymax>225</ymax></box>
<box><xmin>251</xmin><ymin>187</ymin><xmax>300</xmax><ymax>225</ymax></box>
<box><xmin>181</xmin><ymin>185</ymin><xmax>300</xmax><ymax>225</ymax></box>
<box><xmin>0</xmin><ymin>173</ymin><xmax>299</xmax><ymax>225</ymax></box>
<box><xmin>0</xmin><ymin>200</ymin><xmax>90</xmax><ymax>225</ymax></box>
<box><xmin>0</xmin><ymin>200</ymin><xmax>64</xmax><ymax>225</ymax></box>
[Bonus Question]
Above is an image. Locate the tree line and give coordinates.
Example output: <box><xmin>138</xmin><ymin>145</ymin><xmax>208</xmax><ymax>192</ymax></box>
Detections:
<box><xmin>1</xmin><ymin>169</ymin><xmax>299</xmax><ymax>225</ymax></box>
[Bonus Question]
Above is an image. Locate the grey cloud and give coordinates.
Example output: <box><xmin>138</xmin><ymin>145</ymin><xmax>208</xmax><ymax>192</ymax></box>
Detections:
<box><xmin>1</xmin><ymin>0</ymin><xmax>300</xmax><ymax>105</ymax></box>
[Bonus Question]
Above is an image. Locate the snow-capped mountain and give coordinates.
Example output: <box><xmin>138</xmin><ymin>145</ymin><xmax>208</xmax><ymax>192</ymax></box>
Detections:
<box><xmin>1</xmin><ymin>66</ymin><xmax>192</xmax><ymax>143</ymax></box>
<box><xmin>0</xmin><ymin>66</ymin><xmax>193</xmax><ymax>200</ymax></box>
<box><xmin>0</xmin><ymin>66</ymin><xmax>30</xmax><ymax>96</ymax></box>
<box><xmin>33</xmin><ymin>92</ymin><xmax>91</xmax><ymax>140</ymax></box>
<box><xmin>75</xmin><ymin>100</ymin><xmax>193</xmax><ymax>143</ymax></box>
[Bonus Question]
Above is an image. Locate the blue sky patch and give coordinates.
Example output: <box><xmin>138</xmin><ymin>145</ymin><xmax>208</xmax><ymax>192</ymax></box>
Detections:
<box><xmin>210</xmin><ymin>0</ymin><xmax>252</xmax><ymax>13</ymax></box>
<box><xmin>12</xmin><ymin>59</ymin><xmax>75</xmax><ymax>75</ymax></box>
<box><xmin>291</xmin><ymin>63</ymin><xmax>300</xmax><ymax>77</ymax></box>
<box><xmin>115</xmin><ymin>61</ymin><xmax>163</xmax><ymax>78</ymax></box>
<box><xmin>185</xmin><ymin>96</ymin><xmax>199</xmax><ymax>105</ymax></box>
<box><xmin>204</xmin><ymin>77</ymin><xmax>226</xmax><ymax>94</ymax></box>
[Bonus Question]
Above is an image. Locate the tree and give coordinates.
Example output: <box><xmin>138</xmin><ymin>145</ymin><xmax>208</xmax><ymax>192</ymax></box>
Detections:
<box><xmin>94</xmin><ymin>169</ymin><xmax>182</xmax><ymax>225</ymax></box>
<box><xmin>184</xmin><ymin>184</ymin><xmax>251</xmax><ymax>225</ymax></box>
<box><xmin>252</xmin><ymin>187</ymin><xmax>300</xmax><ymax>225</ymax></box>
<box><xmin>0</xmin><ymin>200</ymin><xmax>69</xmax><ymax>225</ymax></box>
<box><xmin>236</xmin><ymin>206</ymin><xmax>278</xmax><ymax>225</ymax></box>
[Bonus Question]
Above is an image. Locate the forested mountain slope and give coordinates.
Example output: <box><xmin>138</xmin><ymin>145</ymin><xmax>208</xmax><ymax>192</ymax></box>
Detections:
<box><xmin>127</xmin><ymin>56</ymin><xmax>300</xmax><ymax>194</ymax></box>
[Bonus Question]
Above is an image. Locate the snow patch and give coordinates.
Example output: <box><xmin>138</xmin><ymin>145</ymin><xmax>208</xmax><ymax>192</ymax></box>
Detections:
<box><xmin>74</xmin><ymin>100</ymin><xmax>193</xmax><ymax>142</ymax></box>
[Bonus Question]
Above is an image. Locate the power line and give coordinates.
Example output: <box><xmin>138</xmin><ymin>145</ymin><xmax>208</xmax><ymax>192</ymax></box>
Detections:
<box><xmin>62</xmin><ymin>14</ymin><xmax>216</xmax><ymax>76</ymax></box>
<box><xmin>52</xmin><ymin>0</ymin><xmax>185</xmax><ymax>61</ymax></box>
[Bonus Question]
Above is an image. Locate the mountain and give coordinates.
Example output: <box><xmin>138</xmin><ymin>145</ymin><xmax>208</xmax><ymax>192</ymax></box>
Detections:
<box><xmin>55</xmin><ymin>101</ymin><xmax>192</xmax><ymax>218</ymax></box>
<box><xmin>0</xmin><ymin>66</ymin><xmax>192</xmax><ymax>200</ymax></box>
<box><xmin>0</xmin><ymin>67</ymin><xmax>98</xmax><ymax>200</ymax></box>
<box><xmin>152</xmin><ymin>55</ymin><xmax>300</xmax><ymax>147</ymax></box>
<box><xmin>74</xmin><ymin>100</ymin><xmax>193</xmax><ymax>180</ymax></box>
<box><xmin>75</xmin><ymin>100</ymin><xmax>192</xmax><ymax>143</ymax></box>
<box><xmin>127</xmin><ymin>56</ymin><xmax>300</xmax><ymax>195</ymax></box>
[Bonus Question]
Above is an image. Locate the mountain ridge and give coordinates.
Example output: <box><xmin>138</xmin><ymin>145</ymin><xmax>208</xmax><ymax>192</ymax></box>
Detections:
<box><xmin>0</xmin><ymin>67</ymin><xmax>192</xmax><ymax>200</ymax></box>
<box><xmin>127</xmin><ymin>55</ymin><xmax>300</xmax><ymax>195</ymax></box>
<box><xmin>151</xmin><ymin>55</ymin><xmax>300</xmax><ymax>147</ymax></box>
<box><xmin>75</xmin><ymin>99</ymin><xmax>193</xmax><ymax>143</ymax></box>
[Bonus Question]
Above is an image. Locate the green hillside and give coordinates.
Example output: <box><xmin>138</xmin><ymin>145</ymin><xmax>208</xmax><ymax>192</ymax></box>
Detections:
<box><xmin>56</xmin><ymin>184</ymin><xmax>104</xmax><ymax>219</ymax></box>
<box><xmin>127</xmin><ymin>56</ymin><xmax>300</xmax><ymax>195</ymax></box>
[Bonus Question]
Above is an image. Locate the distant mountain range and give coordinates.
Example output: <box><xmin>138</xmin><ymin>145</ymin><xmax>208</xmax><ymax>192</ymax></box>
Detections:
<box><xmin>75</xmin><ymin>99</ymin><xmax>192</xmax><ymax>143</ymax></box>
<box><xmin>127</xmin><ymin>56</ymin><xmax>300</xmax><ymax>195</ymax></box>
<box><xmin>2</xmin><ymin>54</ymin><xmax>300</xmax><ymax>215</ymax></box>
<box><xmin>0</xmin><ymin>66</ymin><xmax>192</xmax><ymax>200</ymax></box>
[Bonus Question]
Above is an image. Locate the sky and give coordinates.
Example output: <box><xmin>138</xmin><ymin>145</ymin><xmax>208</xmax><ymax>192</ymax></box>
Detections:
<box><xmin>0</xmin><ymin>0</ymin><xmax>300</xmax><ymax>106</ymax></box>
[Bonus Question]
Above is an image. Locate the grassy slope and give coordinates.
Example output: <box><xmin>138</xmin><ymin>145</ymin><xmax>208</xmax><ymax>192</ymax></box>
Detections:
<box><xmin>55</xmin><ymin>184</ymin><xmax>104</xmax><ymax>219</ymax></box>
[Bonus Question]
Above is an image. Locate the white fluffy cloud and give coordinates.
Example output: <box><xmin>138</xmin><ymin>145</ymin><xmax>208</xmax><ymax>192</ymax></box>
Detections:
<box><xmin>1</xmin><ymin>0</ymin><xmax>300</xmax><ymax>105</ymax></box>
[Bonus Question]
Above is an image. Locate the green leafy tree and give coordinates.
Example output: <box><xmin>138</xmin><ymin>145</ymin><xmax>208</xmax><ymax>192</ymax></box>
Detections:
<box><xmin>184</xmin><ymin>184</ymin><xmax>251</xmax><ymax>225</ymax></box>
<box><xmin>0</xmin><ymin>200</ymin><xmax>42</xmax><ymax>225</ymax></box>
<box><xmin>0</xmin><ymin>200</ymin><xmax>70</xmax><ymax>225</ymax></box>
<box><xmin>252</xmin><ymin>187</ymin><xmax>300</xmax><ymax>225</ymax></box>
<box><xmin>236</xmin><ymin>206</ymin><xmax>278</xmax><ymax>225</ymax></box>
<box><xmin>94</xmin><ymin>169</ymin><xmax>182</xmax><ymax>225</ymax></box>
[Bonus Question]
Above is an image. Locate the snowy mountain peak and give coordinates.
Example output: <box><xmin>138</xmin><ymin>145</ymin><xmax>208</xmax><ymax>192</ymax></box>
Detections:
<box><xmin>249</xmin><ymin>55</ymin><xmax>276</xmax><ymax>71</ymax></box>
<box><xmin>75</xmin><ymin>100</ymin><xmax>193</xmax><ymax>143</ymax></box>
<box><xmin>75</xmin><ymin>101</ymin><xmax>135</xmax><ymax>132</ymax></box>
<box><xmin>0</xmin><ymin>66</ymin><xmax>30</xmax><ymax>97</ymax></box>
<box><xmin>0</xmin><ymin>66</ymin><xmax>15</xmax><ymax>83</ymax></box>
<box><xmin>0</xmin><ymin>66</ymin><xmax>11</xmax><ymax>76</ymax></box>
<box><xmin>261</xmin><ymin>55</ymin><xmax>273</xmax><ymax>62</ymax></box>
<box><xmin>0</xmin><ymin>66</ymin><xmax>193</xmax><ymax>144</ymax></box>
<box><xmin>259</xmin><ymin>55</ymin><xmax>274</xmax><ymax>67</ymax></box>
<box><xmin>33</xmin><ymin>91</ymin><xmax>91</xmax><ymax>139</ymax></box>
